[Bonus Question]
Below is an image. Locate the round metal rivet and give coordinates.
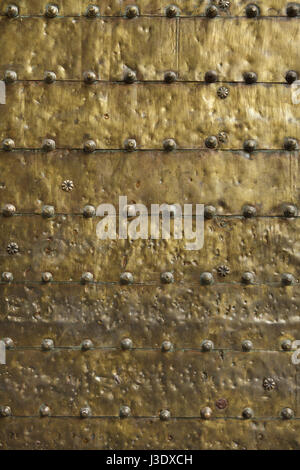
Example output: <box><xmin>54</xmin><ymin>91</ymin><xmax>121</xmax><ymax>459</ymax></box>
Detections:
<box><xmin>42</xmin><ymin>138</ymin><xmax>56</xmax><ymax>152</ymax></box>
<box><xmin>7</xmin><ymin>242</ymin><xmax>19</xmax><ymax>255</ymax></box>
<box><xmin>243</xmin><ymin>71</ymin><xmax>258</xmax><ymax>84</ymax></box>
<box><xmin>1</xmin><ymin>272</ymin><xmax>14</xmax><ymax>283</ymax></box>
<box><xmin>6</xmin><ymin>4</ymin><xmax>19</xmax><ymax>18</ymax></box>
<box><xmin>83</xmin><ymin>205</ymin><xmax>96</xmax><ymax>218</ymax></box>
<box><xmin>206</xmin><ymin>6</ymin><xmax>218</xmax><ymax>17</ymax></box>
<box><xmin>163</xmin><ymin>138</ymin><xmax>177</xmax><ymax>151</ymax></box>
<box><xmin>218</xmin><ymin>131</ymin><xmax>228</xmax><ymax>143</ymax></box>
<box><xmin>241</xmin><ymin>271</ymin><xmax>255</xmax><ymax>285</ymax></box>
<box><xmin>41</xmin><ymin>272</ymin><xmax>53</xmax><ymax>283</ymax></box>
<box><xmin>2</xmin><ymin>337</ymin><xmax>14</xmax><ymax>349</ymax></box>
<box><xmin>286</xmin><ymin>5</ymin><xmax>299</xmax><ymax>17</ymax></box>
<box><xmin>165</xmin><ymin>5</ymin><xmax>179</xmax><ymax>17</ymax></box>
<box><xmin>201</xmin><ymin>406</ymin><xmax>212</xmax><ymax>420</ymax></box>
<box><xmin>283</xmin><ymin>204</ymin><xmax>298</xmax><ymax>218</ymax></box>
<box><xmin>204</xmin><ymin>70</ymin><xmax>218</xmax><ymax>83</ymax></box>
<box><xmin>61</xmin><ymin>180</ymin><xmax>74</xmax><ymax>192</ymax></box>
<box><xmin>242</xmin><ymin>407</ymin><xmax>254</xmax><ymax>419</ymax></box>
<box><xmin>161</xmin><ymin>340</ymin><xmax>173</xmax><ymax>352</ymax></box>
<box><xmin>217</xmin><ymin>265</ymin><xmax>230</xmax><ymax>277</ymax></box>
<box><xmin>204</xmin><ymin>205</ymin><xmax>216</xmax><ymax>219</ymax></box>
<box><xmin>243</xmin><ymin>139</ymin><xmax>257</xmax><ymax>153</ymax></box>
<box><xmin>243</xmin><ymin>205</ymin><xmax>257</xmax><ymax>218</ymax></box>
<box><xmin>205</xmin><ymin>136</ymin><xmax>218</xmax><ymax>149</ymax></box>
<box><xmin>80</xmin><ymin>406</ymin><xmax>91</xmax><ymax>418</ymax></box>
<box><xmin>285</xmin><ymin>70</ymin><xmax>298</xmax><ymax>84</ymax></box>
<box><xmin>124</xmin><ymin>70</ymin><xmax>136</xmax><ymax>84</ymax></box>
<box><xmin>242</xmin><ymin>340</ymin><xmax>253</xmax><ymax>352</ymax></box>
<box><xmin>42</xmin><ymin>205</ymin><xmax>55</xmax><ymax>218</ymax></box>
<box><xmin>125</xmin><ymin>5</ymin><xmax>139</xmax><ymax>18</ymax></box>
<box><xmin>83</xmin><ymin>71</ymin><xmax>97</xmax><ymax>84</ymax></box>
<box><xmin>120</xmin><ymin>272</ymin><xmax>134</xmax><ymax>285</ymax></box>
<box><xmin>201</xmin><ymin>340</ymin><xmax>214</xmax><ymax>352</ymax></box>
<box><xmin>2</xmin><ymin>203</ymin><xmax>16</xmax><ymax>217</ymax></box>
<box><xmin>281</xmin><ymin>339</ymin><xmax>292</xmax><ymax>351</ymax></box>
<box><xmin>44</xmin><ymin>71</ymin><xmax>56</xmax><ymax>84</ymax></box>
<box><xmin>281</xmin><ymin>407</ymin><xmax>294</xmax><ymax>419</ymax></box>
<box><xmin>263</xmin><ymin>377</ymin><xmax>276</xmax><ymax>391</ymax></box>
<box><xmin>218</xmin><ymin>0</ymin><xmax>230</xmax><ymax>9</ymax></box>
<box><xmin>245</xmin><ymin>4</ymin><xmax>260</xmax><ymax>17</ymax></box>
<box><xmin>119</xmin><ymin>405</ymin><xmax>131</xmax><ymax>418</ymax></box>
<box><xmin>81</xmin><ymin>339</ymin><xmax>94</xmax><ymax>351</ymax></box>
<box><xmin>284</xmin><ymin>137</ymin><xmax>298</xmax><ymax>150</ymax></box>
<box><xmin>200</xmin><ymin>272</ymin><xmax>214</xmax><ymax>286</ymax></box>
<box><xmin>160</xmin><ymin>272</ymin><xmax>174</xmax><ymax>284</ymax></box>
<box><xmin>81</xmin><ymin>272</ymin><xmax>94</xmax><ymax>284</ymax></box>
<box><xmin>45</xmin><ymin>4</ymin><xmax>59</xmax><ymax>18</ymax></box>
<box><xmin>2</xmin><ymin>138</ymin><xmax>15</xmax><ymax>151</ymax></box>
<box><xmin>215</xmin><ymin>398</ymin><xmax>228</xmax><ymax>409</ymax></box>
<box><xmin>124</xmin><ymin>138</ymin><xmax>137</xmax><ymax>151</ymax></box>
<box><xmin>281</xmin><ymin>272</ymin><xmax>295</xmax><ymax>286</ymax></box>
<box><xmin>164</xmin><ymin>71</ymin><xmax>177</xmax><ymax>83</ymax></box>
<box><xmin>39</xmin><ymin>404</ymin><xmax>51</xmax><ymax>417</ymax></box>
<box><xmin>160</xmin><ymin>409</ymin><xmax>171</xmax><ymax>421</ymax></box>
<box><xmin>0</xmin><ymin>406</ymin><xmax>12</xmax><ymax>418</ymax></box>
<box><xmin>4</xmin><ymin>70</ymin><xmax>17</xmax><ymax>84</ymax></box>
<box><xmin>121</xmin><ymin>338</ymin><xmax>133</xmax><ymax>350</ymax></box>
<box><xmin>41</xmin><ymin>338</ymin><xmax>54</xmax><ymax>351</ymax></box>
<box><xmin>83</xmin><ymin>139</ymin><xmax>96</xmax><ymax>153</ymax></box>
<box><xmin>217</xmin><ymin>86</ymin><xmax>229</xmax><ymax>99</ymax></box>
<box><xmin>86</xmin><ymin>5</ymin><xmax>100</xmax><ymax>17</ymax></box>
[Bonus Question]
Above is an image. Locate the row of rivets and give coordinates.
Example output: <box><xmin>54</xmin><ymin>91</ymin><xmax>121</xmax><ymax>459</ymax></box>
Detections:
<box><xmin>2</xmin><ymin>137</ymin><xmax>299</xmax><ymax>151</ymax></box>
<box><xmin>2</xmin><ymin>203</ymin><xmax>298</xmax><ymax>219</ymax></box>
<box><xmin>0</xmin><ymin>405</ymin><xmax>295</xmax><ymax>420</ymax></box>
<box><xmin>4</xmin><ymin>4</ymin><xmax>300</xmax><ymax>19</ymax></box>
<box><xmin>4</xmin><ymin>69</ymin><xmax>299</xmax><ymax>85</ymax></box>
<box><xmin>1</xmin><ymin>270</ymin><xmax>297</xmax><ymax>286</ymax></box>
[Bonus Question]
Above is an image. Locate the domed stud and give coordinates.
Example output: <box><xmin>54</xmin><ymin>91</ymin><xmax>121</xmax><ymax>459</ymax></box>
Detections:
<box><xmin>204</xmin><ymin>205</ymin><xmax>216</xmax><ymax>219</ymax></box>
<box><xmin>163</xmin><ymin>138</ymin><xmax>177</xmax><ymax>151</ymax></box>
<box><xmin>83</xmin><ymin>205</ymin><xmax>96</xmax><ymax>218</ymax></box>
<box><xmin>42</xmin><ymin>205</ymin><xmax>55</xmax><ymax>218</ymax></box>
<box><xmin>204</xmin><ymin>70</ymin><xmax>218</xmax><ymax>83</ymax></box>
<box><xmin>6</xmin><ymin>4</ymin><xmax>19</xmax><ymax>18</ymax></box>
<box><xmin>39</xmin><ymin>404</ymin><xmax>51</xmax><ymax>417</ymax></box>
<box><xmin>124</xmin><ymin>138</ymin><xmax>137</xmax><ymax>151</ymax></box>
<box><xmin>119</xmin><ymin>405</ymin><xmax>131</xmax><ymax>418</ymax></box>
<box><xmin>205</xmin><ymin>136</ymin><xmax>218</xmax><ymax>149</ymax></box>
<box><xmin>284</xmin><ymin>137</ymin><xmax>298</xmax><ymax>150</ymax></box>
<box><xmin>124</xmin><ymin>69</ymin><xmax>136</xmax><ymax>84</ymax></box>
<box><xmin>165</xmin><ymin>5</ymin><xmax>179</xmax><ymax>18</ymax></box>
<box><xmin>243</xmin><ymin>205</ymin><xmax>257</xmax><ymax>218</ymax></box>
<box><xmin>86</xmin><ymin>5</ymin><xmax>100</xmax><ymax>17</ymax></box>
<box><xmin>1</xmin><ymin>272</ymin><xmax>14</xmax><ymax>283</ymax></box>
<box><xmin>245</xmin><ymin>4</ymin><xmax>260</xmax><ymax>18</ymax></box>
<box><xmin>243</xmin><ymin>71</ymin><xmax>258</xmax><ymax>84</ymax></box>
<box><xmin>217</xmin><ymin>86</ymin><xmax>229</xmax><ymax>99</ymax></box>
<box><xmin>263</xmin><ymin>377</ymin><xmax>276</xmax><ymax>391</ymax></box>
<box><xmin>41</xmin><ymin>338</ymin><xmax>54</xmax><ymax>351</ymax></box>
<box><xmin>218</xmin><ymin>131</ymin><xmax>228</xmax><ymax>143</ymax></box>
<box><xmin>283</xmin><ymin>204</ymin><xmax>298</xmax><ymax>218</ymax></box>
<box><xmin>286</xmin><ymin>4</ymin><xmax>299</xmax><ymax>17</ymax></box>
<box><xmin>281</xmin><ymin>339</ymin><xmax>292</xmax><ymax>351</ymax></box>
<box><xmin>159</xmin><ymin>409</ymin><xmax>171</xmax><ymax>421</ymax></box>
<box><xmin>83</xmin><ymin>139</ymin><xmax>96</xmax><ymax>153</ymax></box>
<box><xmin>2</xmin><ymin>138</ymin><xmax>15</xmax><ymax>151</ymax></box>
<box><xmin>201</xmin><ymin>340</ymin><xmax>214</xmax><ymax>352</ymax></box>
<box><xmin>241</xmin><ymin>271</ymin><xmax>255</xmax><ymax>285</ymax></box>
<box><xmin>243</xmin><ymin>139</ymin><xmax>257</xmax><ymax>153</ymax></box>
<box><xmin>120</xmin><ymin>272</ymin><xmax>134</xmax><ymax>285</ymax></box>
<box><xmin>161</xmin><ymin>340</ymin><xmax>173</xmax><ymax>352</ymax></box>
<box><xmin>45</xmin><ymin>4</ymin><xmax>59</xmax><ymax>18</ymax></box>
<box><xmin>217</xmin><ymin>265</ymin><xmax>230</xmax><ymax>277</ymax></box>
<box><xmin>215</xmin><ymin>398</ymin><xmax>228</xmax><ymax>410</ymax></box>
<box><xmin>80</xmin><ymin>406</ymin><xmax>92</xmax><ymax>419</ymax></box>
<box><xmin>2</xmin><ymin>203</ymin><xmax>16</xmax><ymax>217</ymax></box>
<box><xmin>242</xmin><ymin>407</ymin><xmax>254</xmax><ymax>419</ymax></box>
<box><xmin>121</xmin><ymin>337</ymin><xmax>133</xmax><ymax>350</ymax></box>
<box><xmin>0</xmin><ymin>406</ymin><xmax>12</xmax><ymax>418</ymax></box>
<box><xmin>81</xmin><ymin>272</ymin><xmax>94</xmax><ymax>284</ymax></box>
<box><xmin>44</xmin><ymin>71</ymin><xmax>56</xmax><ymax>84</ymax></box>
<box><xmin>200</xmin><ymin>406</ymin><xmax>212</xmax><ymax>420</ymax></box>
<box><xmin>81</xmin><ymin>339</ymin><xmax>94</xmax><ymax>351</ymax></box>
<box><xmin>2</xmin><ymin>337</ymin><xmax>14</xmax><ymax>349</ymax></box>
<box><xmin>83</xmin><ymin>70</ymin><xmax>97</xmax><ymax>84</ymax></box>
<box><xmin>205</xmin><ymin>6</ymin><xmax>218</xmax><ymax>18</ymax></box>
<box><xmin>160</xmin><ymin>272</ymin><xmax>174</xmax><ymax>284</ymax></box>
<box><xmin>42</xmin><ymin>138</ymin><xmax>56</xmax><ymax>152</ymax></box>
<box><xmin>164</xmin><ymin>71</ymin><xmax>177</xmax><ymax>83</ymax></box>
<box><xmin>4</xmin><ymin>70</ymin><xmax>17</xmax><ymax>84</ymax></box>
<box><xmin>281</xmin><ymin>273</ymin><xmax>295</xmax><ymax>286</ymax></box>
<box><xmin>61</xmin><ymin>180</ymin><xmax>74</xmax><ymax>192</ymax></box>
<box><xmin>125</xmin><ymin>5</ymin><xmax>139</xmax><ymax>18</ymax></box>
<box><xmin>281</xmin><ymin>407</ymin><xmax>294</xmax><ymax>420</ymax></box>
<box><xmin>285</xmin><ymin>70</ymin><xmax>298</xmax><ymax>84</ymax></box>
<box><xmin>242</xmin><ymin>340</ymin><xmax>253</xmax><ymax>352</ymax></box>
<box><xmin>7</xmin><ymin>242</ymin><xmax>19</xmax><ymax>255</ymax></box>
<box><xmin>41</xmin><ymin>272</ymin><xmax>53</xmax><ymax>283</ymax></box>
<box><xmin>200</xmin><ymin>272</ymin><xmax>214</xmax><ymax>286</ymax></box>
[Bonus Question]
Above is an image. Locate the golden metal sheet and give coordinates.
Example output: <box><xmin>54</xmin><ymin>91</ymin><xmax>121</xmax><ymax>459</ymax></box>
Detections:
<box><xmin>1</xmin><ymin>82</ymin><xmax>299</xmax><ymax>148</ymax></box>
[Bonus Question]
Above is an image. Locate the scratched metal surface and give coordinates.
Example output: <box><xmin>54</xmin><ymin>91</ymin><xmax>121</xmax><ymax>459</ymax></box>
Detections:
<box><xmin>1</xmin><ymin>0</ymin><xmax>300</xmax><ymax>450</ymax></box>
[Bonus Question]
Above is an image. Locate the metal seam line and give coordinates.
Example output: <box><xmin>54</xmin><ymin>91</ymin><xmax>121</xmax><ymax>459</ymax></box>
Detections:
<box><xmin>0</xmin><ymin>416</ymin><xmax>299</xmax><ymax>420</ymax></box>
<box><xmin>0</xmin><ymin>148</ymin><xmax>298</xmax><ymax>152</ymax></box>
<box><xmin>0</xmin><ymin>14</ymin><xmax>299</xmax><ymax>19</ymax></box>
<box><xmin>1</xmin><ymin>213</ymin><xmax>299</xmax><ymax>218</ymax></box>
<box><xmin>2</xmin><ymin>80</ymin><xmax>296</xmax><ymax>85</ymax></box>
<box><xmin>0</xmin><ymin>281</ymin><xmax>298</xmax><ymax>287</ymax></box>
<box><xmin>2</xmin><ymin>348</ymin><xmax>296</xmax><ymax>352</ymax></box>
